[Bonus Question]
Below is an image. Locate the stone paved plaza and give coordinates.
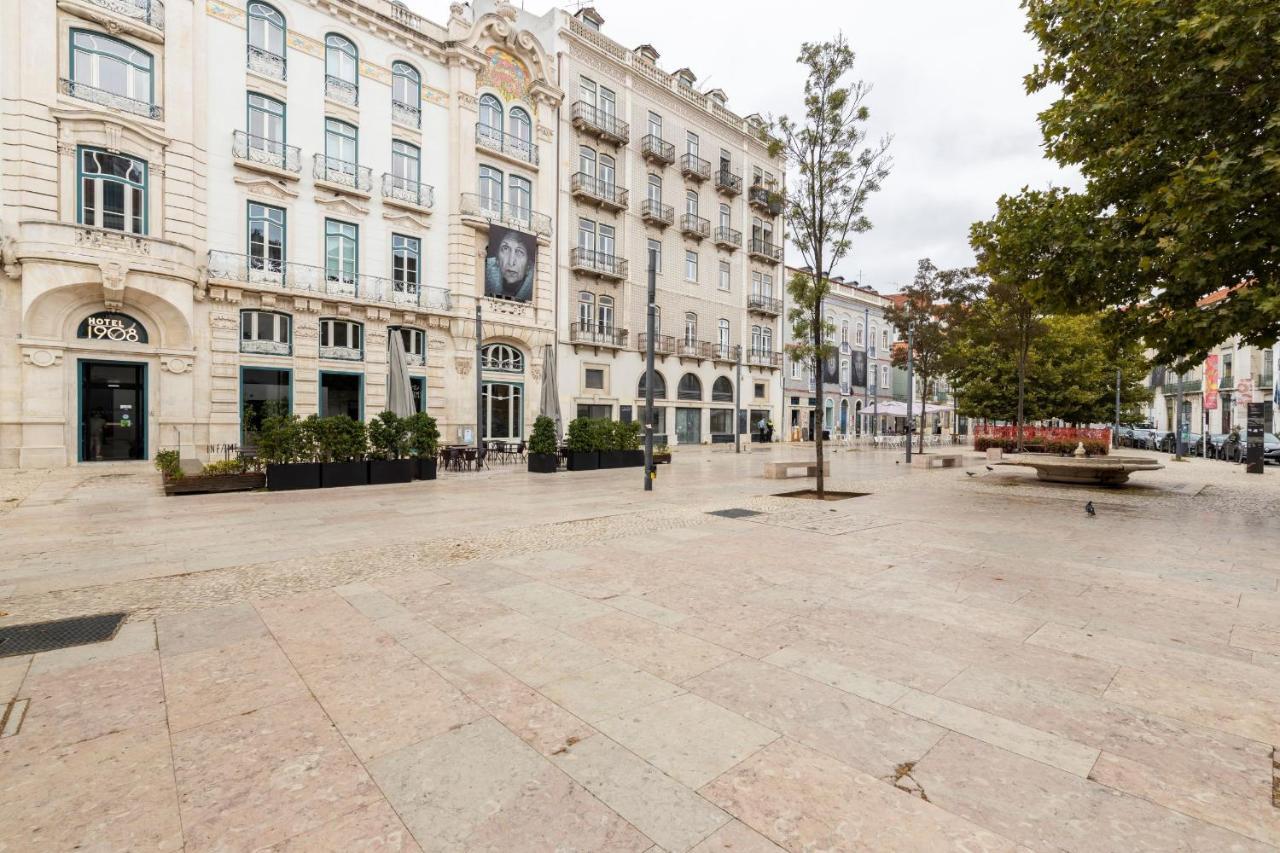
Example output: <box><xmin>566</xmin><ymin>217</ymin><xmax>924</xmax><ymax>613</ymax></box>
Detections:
<box><xmin>1</xmin><ymin>446</ymin><xmax>1278</xmax><ymax>852</ymax></box>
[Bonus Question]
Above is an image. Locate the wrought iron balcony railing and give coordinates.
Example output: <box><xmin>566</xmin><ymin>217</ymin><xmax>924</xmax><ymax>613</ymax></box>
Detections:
<box><xmin>713</xmin><ymin>226</ymin><xmax>742</xmax><ymax>249</ymax></box>
<box><xmin>748</xmin><ymin>238</ymin><xmax>783</xmax><ymax>262</ymax></box>
<box><xmin>475</xmin><ymin>123</ymin><xmax>538</xmax><ymax>165</ymax></box>
<box><xmin>325</xmin><ymin>74</ymin><xmax>358</xmax><ymax>106</ymax></box>
<box><xmin>641</xmin><ymin>134</ymin><xmax>675</xmax><ymax>165</ymax></box>
<box><xmin>680</xmin><ymin>153</ymin><xmax>711</xmax><ymax>182</ymax></box>
<box><xmin>246</xmin><ymin>45</ymin><xmax>285</xmax><ymax>80</ymax></box>
<box><xmin>640</xmin><ymin>199</ymin><xmax>674</xmax><ymax>227</ymax></box>
<box><xmin>459</xmin><ymin>193</ymin><xmax>552</xmax><ymax>238</ymax></box>
<box><xmin>382</xmin><ymin>173</ymin><xmax>434</xmax><ymax>209</ymax></box>
<box><xmin>570</xmin><ymin>247</ymin><xmax>628</xmax><ymax>280</ymax></box>
<box><xmin>711</xmin><ymin>343</ymin><xmax>741</xmax><ymax>362</ymax></box>
<box><xmin>748</xmin><ymin>184</ymin><xmax>774</xmax><ymax>210</ymax></box>
<box><xmin>232</xmin><ymin>131</ymin><xmax>300</xmax><ymax>173</ymax></box>
<box><xmin>747</xmin><ymin>294</ymin><xmax>783</xmax><ymax>316</ymax></box>
<box><xmin>206</xmin><ymin>251</ymin><xmax>451</xmax><ymax>311</ymax></box>
<box><xmin>83</xmin><ymin>0</ymin><xmax>164</xmax><ymax>29</ymax></box>
<box><xmin>637</xmin><ymin>333</ymin><xmax>675</xmax><ymax>355</ymax></box>
<box><xmin>572</xmin><ymin>101</ymin><xmax>630</xmax><ymax>144</ymax></box>
<box><xmin>570</xmin><ymin>172</ymin><xmax>628</xmax><ymax>210</ymax></box>
<box><xmin>570</xmin><ymin>323</ymin><xmax>628</xmax><ymax>347</ymax></box>
<box><xmin>680</xmin><ymin>214</ymin><xmax>710</xmax><ymax>240</ymax></box>
<box><xmin>715</xmin><ymin>169</ymin><xmax>743</xmax><ymax>195</ymax></box>
<box><xmin>392</xmin><ymin>99</ymin><xmax>420</xmax><ymax>129</ymax></box>
<box><xmin>747</xmin><ymin>348</ymin><xmax>783</xmax><ymax>367</ymax></box>
<box><xmin>677</xmin><ymin>339</ymin><xmax>714</xmax><ymax>359</ymax></box>
<box><xmin>313</xmin><ymin>154</ymin><xmax>372</xmax><ymax>192</ymax></box>
<box><xmin>58</xmin><ymin>79</ymin><xmax>162</xmax><ymax>120</ymax></box>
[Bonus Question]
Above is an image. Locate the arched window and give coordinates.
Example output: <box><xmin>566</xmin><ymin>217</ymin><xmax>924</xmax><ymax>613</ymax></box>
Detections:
<box><xmin>683</xmin><ymin>312</ymin><xmax>697</xmax><ymax>345</ymax></box>
<box><xmin>247</xmin><ymin>3</ymin><xmax>286</xmax><ymax>78</ymax></box>
<box><xmin>481</xmin><ymin>343</ymin><xmax>523</xmax><ymax>373</ymax></box>
<box><xmin>882</xmin><ymin>329</ymin><xmax>889</xmax><ymax>350</ymax></box>
<box><xmin>685</xmin><ymin>189</ymin><xmax>699</xmax><ymax>216</ymax></box>
<box><xmin>70</xmin><ymin>31</ymin><xmax>154</xmax><ymax>114</ymax></box>
<box><xmin>325</xmin><ymin>34</ymin><xmax>358</xmax><ymax>103</ymax></box>
<box><xmin>677</xmin><ymin>373</ymin><xmax>702</xmax><ymax>401</ymax></box>
<box><xmin>751</xmin><ymin>324</ymin><xmax>762</xmax><ymax>351</ymax></box>
<box><xmin>638</xmin><ymin>371</ymin><xmax>667</xmax><ymax>399</ymax></box>
<box><xmin>647</xmin><ymin>173</ymin><xmax>662</xmax><ymax>203</ymax></box>
<box><xmin>762</xmin><ymin>327</ymin><xmax>773</xmax><ymax>352</ymax></box>
<box><xmin>391</xmin><ymin>62</ymin><xmax>421</xmax><ymax>127</ymax></box>
<box><xmin>824</xmin><ymin>398</ymin><xmax>835</xmax><ymax>429</ymax></box>
<box><xmin>717</xmin><ymin>318</ymin><xmax>730</xmax><ymax>349</ymax></box>
<box><xmin>479</xmin><ymin>94</ymin><xmax>503</xmax><ymax>136</ymax></box>
<box><xmin>712</xmin><ymin>376</ymin><xmax>733</xmax><ymax>402</ymax></box>
<box><xmin>841</xmin><ymin>320</ymin><xmax>849</xmax><ymax>344</ymax></box>
<box><xmin>509</xmin><ymin>106</ymin><xmax>532</xmax><ymax>147</ymax></box>
<box><xmin>240</xmin><ymin>309</ymin><xmax>291</xmax><ymax>356</ymax></box>
<box><xmin>855</xmin><ymin>322</ymin><xmax>864</xmax><ymax>345</ymax></box>
<box><xmin>598</xmin><ymin>294</ymin><xmax>614</xmax><ymax>332</ymax></box>
<box><xmin>577</xmin><ymin>291</ymin><xmax>595</xmax><ymax>330</ymax></box>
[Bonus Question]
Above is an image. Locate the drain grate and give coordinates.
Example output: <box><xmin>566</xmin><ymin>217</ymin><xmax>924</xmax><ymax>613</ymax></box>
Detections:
<box><xmin>707</xmin><ymin>508</ymin><xmax>763</xmax><ymax>519</ymax></box>
<box><xmin>0</xmin><ymin>612</ymin><xmax>127</xmax><ymax>658</ymax></box>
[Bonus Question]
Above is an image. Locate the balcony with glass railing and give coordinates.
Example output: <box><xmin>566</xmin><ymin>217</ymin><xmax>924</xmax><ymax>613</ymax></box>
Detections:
<box><xmin>715</xmin><ymin>168</ymin><xmax>743</xmax><ymax>196</ymax></box>
<box><xmin>232</xmin><ymin>131</ymin><xmax>300</xmax><ymax>175</ymax></box>
<box><xmin>748</xmin><ymin>238</ymin><xmax>783</xmax><ymax>263</ymax></box>
<box><xmin>206</xmin><ymin>251</ymin><xmax>451</xmax><ymax>311</ymax></box>
<box><xmin>680</xmin><ymin>153</ymin><xmax>711</xmax><ymax>182</ymax></box>
<box><xmin>392</xmin><ymin>99</ymin><xmax>420</xmax><ymax>129</ymax></box>
<box><xmin>58</xmin><ymin>78</ymin><xmax>162</xmax><ymax>120</ymax></box>
<box><xmin>713</xmin><ymin>226</ymin><xmax>742</xmax><ymax>250</ymax></box>
<box><xmin>637</xmin><ymin>333</ymin><xmax>675</xmax><ymax>355</ymax></box>
<box><xmin>570</xmin><ymin>323</ymin><xmax>628</xmax><ymax>348</ymax></box>
<box><xmin>747</xmin><ymin>294</ymin><xmax>782</xmax><ymax>316</ymax></box>
<box><xmin>313</xmin><ymin>154</ymin><xmax>372</xmax><ymax>194</ymax></box>
<box><xmin>680</xmin><ymin>214</ymin><xmax>710</xmax><ymax>241</ymax></box>
<box><xmin>570</xmin><ymin>173</ymin><xmax>628</xmax><ymax>211</ymax></box>
<box><xmin>474</xmin><ymin>122</ymin><xmax>538</xmax><ymax>166</ymax></box>
<box><xmin>640</xmin><ymin>199</ymin><xmax>673</xmax><ymax>228</ymax></box>
<box><xmin>382</xmin><ymin>173</ymin><xmax>434</xmax><ymax>211</ymax></box>
<box><xmin>459</xmin><ymin>193</ymin><xmax>552</xmax><ymax>238</ymax></box>
<box><xmin>641</xmin><ymin>134</ymin><xmax>675</xmax><ymax>165</ymax></box>
<box><xmin>247</xmin><ymin>45</ymin><xmax>285</xmax><ymax>80</ymax></box>
<box><xmin>570</xmin><ymin>248</ymin><xmax>628</xmax><ymax>281</ymax></box>
<box><xmin>572</xmin><ymin>101</ymin><xmax>630</xmax><ymax>145</ymax></box>
<box><xmin>80</xmin><ymin>0</ymin><xmax>164</xmax><ymax>29</ymax></box>
<box><xmin>325</xmin><ymin>75</ymin><xmax>358</xmax><ymax>106</ymax></box>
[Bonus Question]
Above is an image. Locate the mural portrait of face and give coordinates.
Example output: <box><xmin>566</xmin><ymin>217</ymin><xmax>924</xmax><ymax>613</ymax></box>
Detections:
<box><xmin>484</xmin><ymin>225</ymin><xmax>537</xmax><ymax>302</ymax></box>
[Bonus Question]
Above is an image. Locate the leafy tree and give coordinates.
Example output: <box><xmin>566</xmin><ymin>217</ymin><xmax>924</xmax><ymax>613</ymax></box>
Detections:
<box><xmin>769</xmin><ymin>35</ymin><xmax>892</xmax><ymax>495</ymax></box>
<box><xmin>884</xmin><ymin>260</ymin><xmax>981</xmax><ymax>454</ymax></box>
<box><xmin>994</xmin><ymin>0</ymin><xmax>1280</xmax><ymax>364</ymax></box>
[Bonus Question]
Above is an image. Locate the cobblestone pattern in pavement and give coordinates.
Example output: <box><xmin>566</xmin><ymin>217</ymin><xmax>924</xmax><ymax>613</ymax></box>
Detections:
<box><xmin>0</xmin><ymin>448</ymin><xmax>1278</xmax><ymax>851</ymax></box>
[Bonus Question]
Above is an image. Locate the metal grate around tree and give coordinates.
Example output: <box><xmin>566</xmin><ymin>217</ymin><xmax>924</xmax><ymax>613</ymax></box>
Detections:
<box><xmin>0</xmin><ymin>613</ymin><xmax>128</xmax><ymax>658</ymax></box>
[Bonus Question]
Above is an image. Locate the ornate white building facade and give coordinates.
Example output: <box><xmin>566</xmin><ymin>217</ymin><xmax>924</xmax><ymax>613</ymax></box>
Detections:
<box><xmin>0</xmin><ymin>0</ymin><xmax>785</xmax><ymax>466</ymax></box>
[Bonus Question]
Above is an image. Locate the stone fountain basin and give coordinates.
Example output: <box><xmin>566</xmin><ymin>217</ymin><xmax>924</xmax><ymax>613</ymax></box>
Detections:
<box><xmin>996</xmin><ymin>455</ymin><xmax>1163</xmax><ymax>485</ymax></box>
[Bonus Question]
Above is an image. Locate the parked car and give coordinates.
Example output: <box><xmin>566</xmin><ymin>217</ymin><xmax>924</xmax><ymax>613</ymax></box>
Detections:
<box><xmin>1265</xmin><ymin>434</ymin><xmax>1280</xmax><ymax>465</ymax></box>
<box><xmin>1128</xmin><ymin>427</ymin><xmax>1160</xmax><ymax>449</ymax></box>
<box><xmin>1158</xmin><ymin>431</ymin><xmax>1201</xmax><ymax>453</ymax></box>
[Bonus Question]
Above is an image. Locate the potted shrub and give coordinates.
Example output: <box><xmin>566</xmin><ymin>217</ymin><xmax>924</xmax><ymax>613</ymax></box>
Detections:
<box><xmin>161</xmin><ymin>455</ymin><xmax>266</xmax><ymax>495</ymax></box>
<box><xmin>406</xmin><ymin>412</ymin><xmax>441</xmax><ymax>480</ymax></box>
<box><xmin>367</xmin><ymin>411</ymin><xmax>413</xmax><ymax>484</ymax></box>
<box><xmin>527</xmin><ymin>415</ymin><xmax>559</xmax><ymax>474</ymax></box>
<box><xmin>653</xmin><ymin>444</ymin><xmax>672</xmax><ymax>465</ymax></box>
<box><xmin>318</xmin><ymin>415</ymin><xmax>369</xmax><ymax>488</ymax></box>
<box><xmin>597</xmin><ymin>419</ymin><xmax>623</xmax><ymax>469</ymax></box>
<box><xmin>616</xmin><ymin>420</ymin><xmax>644</xmax><ymax>467</ymax></box>
<box><xmin>565</xmin><ymin>417</ymin><xmax>599</xmax><ymax>471</ymax></box>
<box><xmin>261</xmin><ymin>413</ymin><xmax>321</xmax><ymax>491</ymax></box>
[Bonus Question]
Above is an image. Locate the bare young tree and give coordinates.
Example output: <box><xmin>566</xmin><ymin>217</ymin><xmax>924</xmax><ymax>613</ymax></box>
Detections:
<box><xmin>770</xmin><ymin>35</ymin><xmax>891</xmax><ymax>497</ymax></box>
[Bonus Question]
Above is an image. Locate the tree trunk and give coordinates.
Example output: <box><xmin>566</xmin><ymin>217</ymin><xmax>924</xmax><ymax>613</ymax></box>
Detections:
<box><xmin>1016</xmin><ymin>339</ymin><xmax>1027</xmax><ymax>453</ymax></box>
<box><xmin>814</xmin><ymin>325</ymin><xmax>825</xmax><ymax>498</ymax></box>
<box><xmin>917</xmin><ymin>374</ymin><xmax>927</xmax><ymax>455</ymax></box>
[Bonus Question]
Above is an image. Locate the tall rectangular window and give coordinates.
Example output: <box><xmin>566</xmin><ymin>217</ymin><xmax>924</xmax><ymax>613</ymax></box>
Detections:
<box><xmin>247</xmin><ymin>202</ymin><xmax>285</xmax><ymax>272</ymax></box>
<box><xmin>578</xmin><ymin>218</ymin><xmax>596</xmax><ymax>252</ymax></box>
<box><xmin>325</xmin><ymin>219</ymin><xmax>358</xmax><ymax>285</ymax></box>
<box><xmin>392</xmin><ymin>234</ymin><xmax>419</xmax><ymax>293</ymax></box>
<box><xmin>598</xmin><ymin>223</ymin><xmax>615</xmax><ymax>257</ymax></box>
<box><xmin>70</xmin><ymin>30</ymin><xmax>154</xmax><ymax>109</ymax></box>
<box><xmin>648</xmin><ymin>111</ymin><xmax>662</xmax><ymax>138</ymax></box>
<box><xmin>718</xmin><ymin>260</ymin><xmax>731</xmax><ymax>291</ymax></box>
<box><xmin>508</xmin><ymin>174</ymin><xmax>532</xmax><ymax>221</ymax></box>
<box><xmin>685</xmin><ymin>250</ymin><xmax>698</xmax><ymax>282</ymax></box>
<box><xmin>79</xmin><ymin>147</ymin><xmax>146</xmax><ymax>234</ymax></box>
<box><xmin>247</xmin><ymin>93</ymin><xmax>285</xmax><ymax>150</ymax></box>
<box><xmin>479</xmin><ymin>165</ymin><xmax>503</xmax><ymax>211</ymax></box>
<box><xmin>647</xmin><ymin>238</ymin><xmax>662</xmax><ymax>272</ymax></box>
<box><xmin>391</xmin><ymin>140</ymin><xmax>420</xmax><ymax>183</ymax></box>
<box><xmin>324</xmin><ymin>118</ymin><xmax>357</xmax><ymax>178</ymax></box>
<box><xmin>686</xmin><ymin>131</ymin><xmax>699</xmax><ymax>158</ymax></box>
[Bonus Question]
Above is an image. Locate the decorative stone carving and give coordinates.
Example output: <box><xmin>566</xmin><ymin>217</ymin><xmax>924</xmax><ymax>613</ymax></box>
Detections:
<box><xmin>99</xmin><ymin>262</ymin><xmax>126</xmax><ymax>307</ymax></box>
<box><xmin>0</xmin><ymin>234</ymin><xmax>20</xmax><ymax>278</ymax></box>
<box><xmin>209</xmin><ymin>313</ymin><xmax>239</xmax><ymax>330</ymax></box>
<box><xmin>455</xmin><ymin>355</ymin><xmax>473</xmax><ymax>376</ymax></box>
<box><xmin>25</xmin><ymin>349</ymin><xmax>62</xmax><ymax>368</ymax></box>
<box><xmin>458</xmin><ymin>92</ymin><xmax>478</xmax><ymax>111</ymax></box>
<box><xmin>530</xmin><ymin>363</ymin><xmax>542</xmax><ymax>380</ymax></box>
<box><xmin>164</xmin><ymin>357</ymin><xmax>191</xmax><ymax>374</ymax></box>
<box><xmin>294</xmin><ymin>324</ymin><xmax>319</xmax><ymax>339</ymax></box>
<box><xmin>77</xmin><ymin>227</ymin><xmax>151</xmax><ymax>255</ymax></box>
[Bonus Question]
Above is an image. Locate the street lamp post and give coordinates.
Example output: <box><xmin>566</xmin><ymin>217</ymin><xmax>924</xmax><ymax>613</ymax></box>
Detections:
<box><xmin>474</xmin><ymin>301</ymin><xmax>483</xmax><ymax>449</ymax></box>
<box><xmin>643</xmin><ymin>248</ymin><xmax>657</xmax><ymax>491</ymax></box>
<box><xmin>905</xmin><ymin>325</ymin><xmax>914</xmax><ymax>463</ymax></box>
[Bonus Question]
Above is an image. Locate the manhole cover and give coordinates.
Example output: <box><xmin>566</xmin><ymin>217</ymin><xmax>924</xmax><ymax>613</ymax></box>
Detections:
<box><xmin>707</xmin><ymin>508</ymin><xmax>763</xmax><ymax>519</ymax></box>
<box><xmin>0</xmin><ymin>612</ymin><xmax>128</xmax><ymax>658</ymax></box>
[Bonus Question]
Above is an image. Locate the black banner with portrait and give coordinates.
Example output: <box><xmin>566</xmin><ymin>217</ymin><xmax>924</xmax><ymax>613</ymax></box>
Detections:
<box><xmin>822</xmin><ymin>351</ymin><xmax>840</xmax><ymax>385</ymax></box>
<box><xmin>484</xmin><ymin>225</ymin><xmax>537</xmax><ymax>302</ymax></box>
<box><xmin>850</xmin><ymin>351</ymin><xmax>868</xmax><ymax>387</ymax></box>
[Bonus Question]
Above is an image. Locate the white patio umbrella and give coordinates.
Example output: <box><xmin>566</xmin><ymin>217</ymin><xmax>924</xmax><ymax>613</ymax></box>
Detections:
<box><xmin>539</xmin><ymin>343</ymin><xmax>562</xmax><ymax>441</ymax></box>
<box><xmin>386</xmin><ymin>331</ymin><xmax>416</xmax><ymax>417</ymax></box>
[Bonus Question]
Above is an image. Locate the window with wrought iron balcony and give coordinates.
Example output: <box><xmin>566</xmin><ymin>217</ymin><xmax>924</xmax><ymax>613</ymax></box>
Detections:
<box><xmin>82</xmin><ymin>0</ymin><xmax>165</xmax><ymax>30</ymax></box>
<box><xmin>570</xmin><ymin>322</ymin><xmax>628</xmax><ymax>348</ymax></box>
<box><xmin>681</xmin><ymin>153</ymin><xmax>711</xmax><ymax>182</ymax></box>
<box><xmin>391</xmin><ymin>61</ymin><xmax>421</xmax><ymax>128</ymax></box>
<box><xmin>641</xmin><ymin>134</ymin><xmax>675</xmax><ymax>165</ymax></box>
<box><xmin>62</xmin><ymin>30</ymin><xmax>162</xmax><ymax>120</ymax></box>
<box><xmin>680</xmin><ymin>214</ymin><xmax>710</xmax><ymax>240</ymax></box>
<box><xmin>572</xmin><ymin>101</ymin><xmax>630</xmax><ymax>145</ymax></box>
<box><xmin>748</xmin><ymin>238</ymin><xmax>783</xmax><ymax>263</ymax></box>
<box><xmin>747</xmin><ymin>294</ymin><xmax>782</xmax><ymax>316</ymax></box>
<box><xmin>234</xmin><ymin>93</ymin><xmax>299</xmax><ymax>175</ymax></box>
<box><xmin>325</xmin><ymin>34</ymin><xmax>359</xmax><ymax>105</ymax></box>
<box><xmin>714</xmin><ymin>226</ymin><xmax>742</xmax><ymax>250</ymax></box>
<box><xmin>641</xmin><ymin>199</ymin><xmax>674</xmax><ymax>227</ymax></box>
<box><xmin>716</xmin><ymin>168</ymin><xmax>743</xmax><ymax>196</ymax></box>
<box><xmin>571</xmin><ymin>173</ymin><xmax>629</xmax><ymax>211</ymax></box>
<box><xmin>570</xmin><ymin>248</ymin><xmax>629</xmax><ymax>281</ymax></box>
<box><xmin>246</xmin><ymin>2</ymin><xmax>285</xmax><ymax>79</ymax></box>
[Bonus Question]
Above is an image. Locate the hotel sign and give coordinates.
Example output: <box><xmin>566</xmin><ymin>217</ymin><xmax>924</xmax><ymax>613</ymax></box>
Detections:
<box><xmin>77</xmin><ymin>312</ymin><xmax>148</xmax><ymax>343</ymax></box>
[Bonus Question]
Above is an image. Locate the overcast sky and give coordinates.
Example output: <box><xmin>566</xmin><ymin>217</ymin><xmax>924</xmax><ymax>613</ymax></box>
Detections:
<box><xmin>419</xmin><ymin>0</ymin><xmax>1082</xmax><ymax>292</ymax></box>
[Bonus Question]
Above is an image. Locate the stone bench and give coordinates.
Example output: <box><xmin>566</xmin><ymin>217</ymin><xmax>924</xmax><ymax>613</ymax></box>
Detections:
<box><xmin>763</xmin><ymin>460</ymin><xmax>831</xmax><ymax>479</ymax></box>
<box><xmin>910</xmin><ymin>453</ymin><xmax>967</xmax><ymax>470</ymax></box>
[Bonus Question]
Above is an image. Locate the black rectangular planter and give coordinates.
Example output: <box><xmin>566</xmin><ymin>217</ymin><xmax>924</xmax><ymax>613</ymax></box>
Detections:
<box><xmin>267</xmin><ymin>462</ymin><xmax>321</xmax><ymax>491</ymax></box>
<box><xmin>166</xmin><ymin>473</ymin><xmax>266</xmax><ymax>495</ymax></box>
<box><xmin>598</xmin><ymin>450</ymin><xmax>625</xmax><ymax>469</ymax></box>
<box><xmin>620</xmin><ymin>449</ymin><xmax>645</xmax><ymax>467</ymax></box>
<box><xmin>413</xmin><ymin>458</ymin><xmax>438</xmax><ymax>480</ymax></box>
<box><xmin>527</xmin><ymin>453</ymin><xmax>558</xmax><ymax>474</ymax></box>
<box><xmin>368</xmin><ymin>459</ymin><xmax>414</xmax><ymax>485</ymax></box>
<box><xmin>566</xmin><ymin>451</ymin><xmax>599</xmax><ymax>471</ymax></box>
<box><xmin>321</xmin><ymin>461</ymin><xmax>369</xmax><ymax>488</ymax></box>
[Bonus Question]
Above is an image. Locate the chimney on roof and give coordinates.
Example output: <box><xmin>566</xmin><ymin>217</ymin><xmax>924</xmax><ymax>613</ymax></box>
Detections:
<box><xmin>674</xmin><ymin>67</ymin><xmax>696</xmax><ymax>88</ymax></box>
<box><xmin>706</xmin><ymin>88</ymin><xmax>727</xmax><ymax>106</ymax></box>
<box><xmin>634</xmin><ymin>43</ymin><xmax>659</xmax><ymax>63</ymax></box>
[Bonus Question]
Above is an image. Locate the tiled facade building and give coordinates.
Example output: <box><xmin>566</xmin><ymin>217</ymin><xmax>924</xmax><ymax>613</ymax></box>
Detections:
<box><xmin>1</xmin><ymin>0</ymin><xmax>784</xmax><ymax>467</ymax></box>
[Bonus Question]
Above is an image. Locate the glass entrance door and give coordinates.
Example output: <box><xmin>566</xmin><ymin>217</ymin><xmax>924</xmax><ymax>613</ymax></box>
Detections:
<box><xmin>482</xmin><ymin>382</ymin><xmax>523</xmax><ymax>440</ymax></box>
<box><xmin>675</xmin><ymin>407</ymin><xmax>701</xmax><ymax>445</ymax></box>
<box><xmin>81</xmin><ymin>361</ymin><xmax>145</xmax><ymax>461</ymax></box>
